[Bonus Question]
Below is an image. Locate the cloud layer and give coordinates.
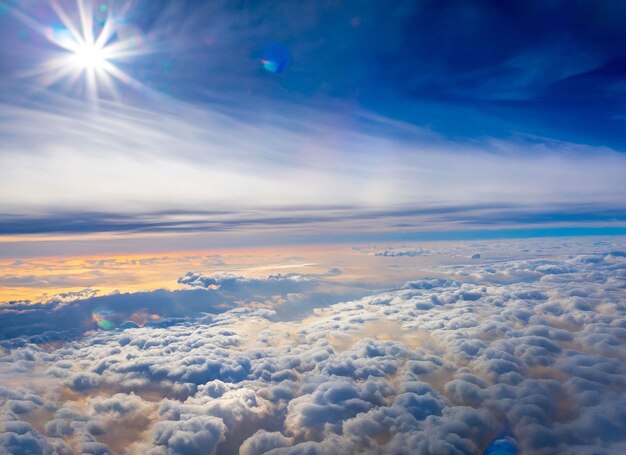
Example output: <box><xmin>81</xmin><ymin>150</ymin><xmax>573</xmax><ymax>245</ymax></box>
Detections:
<box><xmin>2</xmin><ymin>98</ymin><xmax>626</xmax><ymax>223</ymax></box>
<box><xmin>1</xmin><ymin>238</ymin><xmax>626</xmax><ymax>454</ymax></box>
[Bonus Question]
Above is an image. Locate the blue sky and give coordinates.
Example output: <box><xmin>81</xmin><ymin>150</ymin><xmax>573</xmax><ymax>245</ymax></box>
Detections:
<box><xmin>0</xmin><ymin>0</ymin><xmax>625</xmax><ymax>242</ymax></box>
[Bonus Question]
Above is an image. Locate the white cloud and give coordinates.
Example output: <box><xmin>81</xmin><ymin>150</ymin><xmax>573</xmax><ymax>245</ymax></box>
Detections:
<box><xmin>1</xmin><ymin>95</ymin><xmax>625</xmax><ymax>225</ymax></box>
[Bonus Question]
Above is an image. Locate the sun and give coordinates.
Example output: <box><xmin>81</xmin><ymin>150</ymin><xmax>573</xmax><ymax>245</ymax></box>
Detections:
<box><xmin>16</xmin><ymin>0</ymin><xmax>146</xmax><ymax>102</ymax></box>
<box><xmin>71</xmin><ymin>42</ymin><xmax>107</xmax><ymax>71</ymax></box>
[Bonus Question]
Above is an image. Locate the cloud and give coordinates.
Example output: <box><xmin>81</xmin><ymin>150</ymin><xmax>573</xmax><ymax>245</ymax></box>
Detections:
<box><xmin>177</xmin><ymin>272</ymin><xmax>317</xmax><ymax>293</ymax></box>
<box><xmin>0</xmin><ymin>420</ymin><xmax>72</xmax><ymax>455</ymax></box>
<box><xmin>0</xmin><ymin>239</ymin><xmax>626</xmax><ymax>453</ymax></box>
<box><xmin>1</xmin><ymin>93</ymin><xmax>626</xmax><ymax>242</ymax></box>
<box><xmin>240</xmin><ymin>430</ymin><xmax>294</xmax><ymax>455</ymax></box>
<box><xmin>374</xmin><ymin>248</ymin><xmax>431</xmax><ymax>257</ymax></box>
<box><xmin>0</xmin><ymin>288</ymin><xmax>232</xmax><ymax>344</ymax></box>
<box><xmin>149</xmin><ymin>415</ymin><xmax>226</xmax><ymax>455</ymax></box>
<box><xmin>0</xmin><ymin>267</ymin><xmax>354</xmax><ymax>343</ymax></box>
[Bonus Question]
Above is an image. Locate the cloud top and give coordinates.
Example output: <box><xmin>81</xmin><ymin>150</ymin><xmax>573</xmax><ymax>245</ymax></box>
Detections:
<box><xmin>1</xmin><ymin>238</ymin><xmax>625</xmax><ymax>453</ymax></box>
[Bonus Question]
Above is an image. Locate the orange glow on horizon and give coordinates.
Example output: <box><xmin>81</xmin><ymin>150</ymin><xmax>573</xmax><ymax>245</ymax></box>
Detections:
<box><xmin>0</xmin><ymin>244</ymin><xmax>361</xmax><ymax>304</ymax></box>
<box><xmin>0</xmin><ymin>240</ymin><xmax>469</xmax><ymax>304</ymax></box>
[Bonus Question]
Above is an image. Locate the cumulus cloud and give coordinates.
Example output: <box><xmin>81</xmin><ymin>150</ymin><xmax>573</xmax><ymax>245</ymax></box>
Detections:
<box><xmin>1</xmin><ymin>239</ymin><xmax>626</xmax><ymax>453</ymax></box>
<box><xmin>0</xmin><ymin>267</ymin><xmax>358</xmax><ymax>344</ymax></box>
<box><xmin>0</xmin><ymin>288</ymin><xmax>231</xmax><ymax>345</ymax></box>
<box><xmin>240</xmin><ymin>430</ymin><xmax>294</xmax><ymax>455</ymax></box>
<box><xmin>373</xmin><ymin>248</ymin><xmax>431</xmax><ymax>257</ymax></box>
<box><xmin>149</xmin><ymin>416</ymin><xmax>226</xmax><ymax>455</ymax></box>
<box><xmin>177</xmin><ymin>272</ymin><xmax>318</xmax><ymax>293</ymax></box>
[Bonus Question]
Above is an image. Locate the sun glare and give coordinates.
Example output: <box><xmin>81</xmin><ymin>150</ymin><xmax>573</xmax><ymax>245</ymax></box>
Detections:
<box><xmin>16</xmin><ymin>0</ymin><xmax>146</xmax><ymax>102</ymax></box>
<box><xmin>71</xmin><ymin>42</ymin><xmax>107</xmax><ymax>71</ymax></box>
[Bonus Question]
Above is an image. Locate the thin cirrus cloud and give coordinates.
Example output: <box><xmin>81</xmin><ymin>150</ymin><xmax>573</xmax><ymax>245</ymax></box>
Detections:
<box><xmin>1</xmin><ymin>94</ymin><xmax>626</xmax><ymax>239</ymax></box>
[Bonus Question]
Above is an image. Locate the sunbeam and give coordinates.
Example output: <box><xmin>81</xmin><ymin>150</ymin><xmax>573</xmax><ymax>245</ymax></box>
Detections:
<box><xmin>15</xmin><ymin>0</ymin><xmax>146</xmax><ymax>102</ymax></box>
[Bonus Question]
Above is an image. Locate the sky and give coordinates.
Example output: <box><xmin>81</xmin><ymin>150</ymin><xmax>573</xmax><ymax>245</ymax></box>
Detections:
<box><xmin>0</xmin><ymin>0</ymin><xmax>625</xmax><ymax>248</ymax></box>
<box><xmin>1</xmin><ymin>1</ymin><xmax>626</xmax><ymax>454</ymax></box>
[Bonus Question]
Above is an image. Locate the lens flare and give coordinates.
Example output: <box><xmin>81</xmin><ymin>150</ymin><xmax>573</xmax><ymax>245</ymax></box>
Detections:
<box><xmin>96</xmin><ymin>319</ymin><xmax>115</xmax><ymax>330</ymax></box>
<box><xmin>92</xmin><ymin>310</ymin><xmax>115</xmax><ymax>330</ymax></box>
<box><xmin>261</xmin><ymin>44</ymin><xmax>290</xmax><ymax>73</ymax></box>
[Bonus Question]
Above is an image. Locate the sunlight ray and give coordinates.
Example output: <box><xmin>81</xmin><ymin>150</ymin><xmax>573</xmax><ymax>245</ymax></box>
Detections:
<box><xmin>14</xmin><ymin>0</ymin><xmax>147</xmax><ymax>102</ymax></box>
